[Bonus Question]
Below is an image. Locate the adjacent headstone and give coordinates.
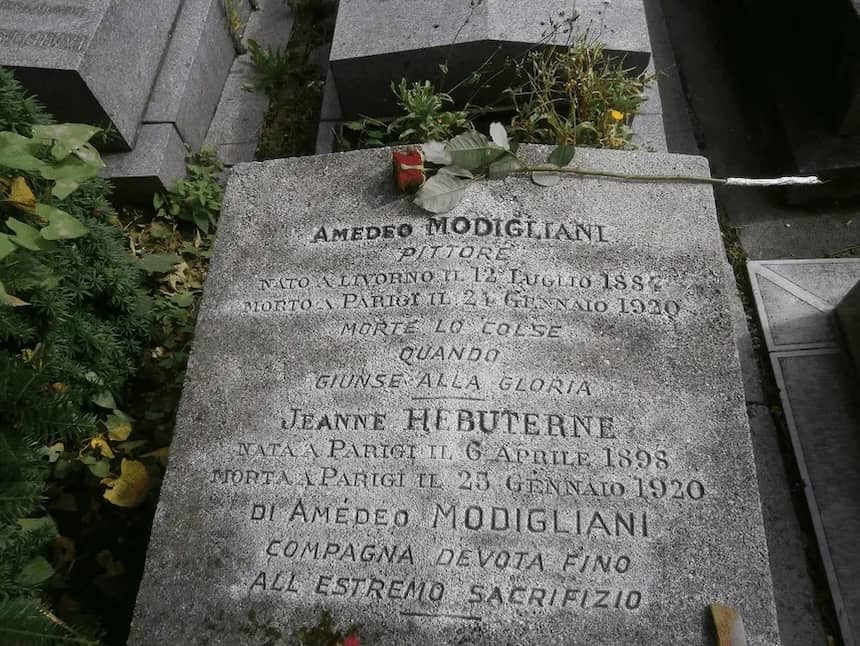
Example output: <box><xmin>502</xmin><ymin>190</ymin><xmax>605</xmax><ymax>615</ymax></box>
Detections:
<box><xmin>130</xmin><ymin>146</ymin><xmax>779</xmax><ymax>645</ymax></box>
<box><xmin>330</xmin><ymin>0</ymin><xmax>651</xmax><ymax>118</ymax></box>
<box><xmin>837</xmin><ymin>281</ymin><xmax>860</xmax><ymax>374</ymax></box>
<box><xmin>0</xmin><ymin>0</ymin><xmax>183</xmax><ymax>149</ymax></box>
<box><xmin>748</xmin><ymin>258</ymin><xmax>860</xmax><ymax>646</ymax></box>
<box><xmin>103</xmin><ymin>124</ymin><xmax>188</xmax><ymax>202</ymax></box>
<box><xmin>144</xmin><ymin>0</ymin><xmax>242</xmax><ymax>151</ymax></box>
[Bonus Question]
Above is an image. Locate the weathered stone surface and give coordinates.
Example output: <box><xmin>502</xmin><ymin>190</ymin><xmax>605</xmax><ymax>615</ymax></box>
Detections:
<box><xmin>144</xmin><ymin>0</ymin><xmax>238</xmax><ymax>151</ymax></box>
<box><xmin>748</xmin><ymin>258</ymin><xmax>860</xmax><ymax>646</ymax></box>
<box><xmin>837</xmin><ymin>282</ymin><xmax>860</xmax><ymax>373</ymax></box>
<box><xmin>330</xmin><ymin>0</ymin><xmax>651</xmax><ymax>118</ymax></box>
<box><xmin>131</xmin><ymin>147</ymin><xmax>779</xmax><ymax>645</ymax></box>
<box><xmin>103</xmin><ymin>124</ymin><xmax>187</xmax><ymax>203</ymax></box>
<box><xmin>0</xmin><ymin>0</ymin><xmax>182</xmax><ymax>149</ymax></box>
<box><xmin>204</xmin><ymin>0</ymin><xmax>294</xmax><ymax>165</ymax></box>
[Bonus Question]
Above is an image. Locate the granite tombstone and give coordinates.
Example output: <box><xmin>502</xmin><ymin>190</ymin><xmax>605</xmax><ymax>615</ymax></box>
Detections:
<box><xmin>329</xmin><ymin>0</ymin><xmax>652</xmax><ymax>118</ymax></box>
<box><xmin>130</xmin><ymin>147</ymin><xmax>780</xmax><ymax>645</ymax></box>
<box><xmin>0</xmin><ymin>0</ymin><xmax>182</xmax><ymax>149</ymax></box>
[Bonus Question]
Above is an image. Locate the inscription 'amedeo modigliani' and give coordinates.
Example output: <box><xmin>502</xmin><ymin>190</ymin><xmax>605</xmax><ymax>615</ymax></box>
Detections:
<box><xmin>129</xmin><ymin>147</ymin><xmax>780</xmax><ymax>645</ymax></box>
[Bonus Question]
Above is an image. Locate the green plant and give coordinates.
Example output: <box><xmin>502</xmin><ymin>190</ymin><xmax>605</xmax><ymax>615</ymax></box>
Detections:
<box><xmin>343</xmin><ymin>80</ymin><xmax>473</xmax><ymax>148</ymax></box>
<box><xmin>247</xmin><ymin>38</ymin><xmax>291</xmax><ymax>95</ymax></box>
<box><xmin>0</xmin><ymin>67</ymin><xmax>154</xmax><ymax>644</ymax></box>
<box><xmin>0</xmin><ymin>69</ymin><xmax>51</xmax><ymax>135</ymax></box>
<box><xmin>223</xmin><ymin>0</ymin><xmax>248</xmax><ymax>52</ymax></box>
<box><xmin>507</xmin><ymin>37</ymin><xmax>653</xmax><ymax>149</ymax></box>
<box><xmin>153</xmin><ymin>149</ymin><xmax>224</xmax><ymax>233</ymax></box>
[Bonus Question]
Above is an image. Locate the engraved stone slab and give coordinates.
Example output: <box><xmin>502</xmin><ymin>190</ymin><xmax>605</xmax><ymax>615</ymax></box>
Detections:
<box><xmin>131</xmin><ymin>147</ymin><xmax>779</xmax><ymax>645</ymax></box>
<box><xmin>748</xmin><ymin>258</ymin><xmax>860</xmax><ymax>646</ymax></box>
<box><xmin>0</xmin><ymin>0</ymin><xmax>182</xmax><ymax>149</ymax></box>
<box><xmin>330</xmin><ymin>0</ymin><xmax>651</xmax><ymax>118</ymax></box>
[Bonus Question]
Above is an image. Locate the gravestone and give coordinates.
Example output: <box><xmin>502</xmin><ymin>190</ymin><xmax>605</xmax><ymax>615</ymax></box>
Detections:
<box><xmin>837</xmin><ymin>281</ymin><xmax>860</xmax><ymax>374</ymax></box>
<box><xmin>0</xmin><ymin>0</ymin><xmax>183</xmax><ymax>149</ymax></box>
<box><xmin>749</xmin><ymin>258</ymin><xmax>860</xmax><ymax>646</ymax></box>
<box><xmin>144</xmin><ymin>0</ymin><xmax>243</xmax><ymax>151</ymax></box>
<box><xmin>330</xmin><ymin>0</ymin><xmax>651</xmax><ymax>118</ymax></box>
<box><xmin>130</xmin><ymin>146</ymin><xmax>780</xmax><ymax>645</ymax></box>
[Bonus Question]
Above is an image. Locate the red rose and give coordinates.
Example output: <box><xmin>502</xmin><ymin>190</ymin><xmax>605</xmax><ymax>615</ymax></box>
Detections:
<box><xmin>392</xmin><ymin>147</ymin><xmax>425</xmax><ymax>194</ymax></box>
<box><xmin>342</xmin><ymin>633</ymin><xmax>361</xmax><ymax>646</ymax></box>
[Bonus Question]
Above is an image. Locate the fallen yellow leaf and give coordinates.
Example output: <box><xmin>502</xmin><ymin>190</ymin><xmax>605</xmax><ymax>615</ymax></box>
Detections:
<box><xmin>89</xmin><ymin>436</ymin><xmax>115</xmax><ymax>459</ymax></box>
<box><xmin>9</xmin><ymin>176</ymin><xmax>37</xmax><ymax>211</ymax></box>
<box><xmin>102</xmin><ymin>459</ymin><xmax>150</xmax><ymax>508</ymax></box>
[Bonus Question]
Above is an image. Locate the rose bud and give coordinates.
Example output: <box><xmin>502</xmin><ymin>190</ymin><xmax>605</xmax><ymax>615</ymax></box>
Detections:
<box><xmin>392</xmin><ymin>147</ymin><xmax>426</xmax><ymax>194</ymax></box>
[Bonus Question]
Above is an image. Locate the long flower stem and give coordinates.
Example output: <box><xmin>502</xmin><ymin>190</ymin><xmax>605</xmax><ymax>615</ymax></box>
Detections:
<box><xmin>519</xmin><ymin>165</ymin><xmax>729</xmax><ymax>185</ymax></box>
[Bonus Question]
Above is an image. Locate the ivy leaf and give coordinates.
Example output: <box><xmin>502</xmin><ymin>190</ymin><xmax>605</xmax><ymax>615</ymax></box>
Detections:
<box><xmin>0</xmin><ymin>233</ymin><xmax>16</xmax><ymax>261</ymax></box>
<box><xmin>36</xmin><ymin>203</ymin><xmax>88</xmax><ymax>240</ymax></box>
<box><xmin>103</xmin><ymin>459</ymin><xmax>151</xmax><ymax>508</ymax></box>
<box><xmin>17</xmin><ymin>517</ymin><xmax>56</xmax><ymax>534</ymax></box>
<box><xmin>140</xmin><ymin>253</ymin><xmax>182</xmax><ymax>274</ymax></box>
<box><xmin>170</xmin><ymin>291</ymin><xmax>196</xmax><ymax>308</ymax></box>
<box><xmin>413</xmin><ymin>172</ymin><xmax>471</xmax><ymax>214</ymax></box>
<box><xmin>16</xmin><ymin>556</ymin><xmax>54</xmax><ymax>586</ymax></box>
<box><xmin>106</xmin><ymin>411</ymin><xmax>133</xmax><ymax>441</ymax></box>
<box><xmin>87</xmin><ymin>459</ymin><xmax>112</xmax><ymax>479</ymax></box>
<box><xmin>92</xmin><ymin>390</ymin><xmax>116</xmax><ymax>410</ymax></box>
<box><xmin>0</xmin><ymin>132</ymin><xmax>46</xmax><ymax>172</ymax></box>
<box><xmin>8</xmin><ymin>176</ymin><xmax>37</xmax><ymax>211</ymax></box>
<box><xmin>40</xmin><ymin>442</ymin><xmax>64</xmax><ymax>464</ymax></box>
<box><xmin>489</xmin><ymin>122</ymin><xmax>510</xmax><ymax>150</ymax></box>
<box><xmin>41</xmin><ymin>155</ymin><xmax>103</xmax><ymax>198</ymax></box>
<box><xmin>445</xmin><ymin>130</ymin><xmax>507</xmax><ymax>171</ymax></box>
<box><xmin>6</xmin><ymin>218</ymin><xmax>45</xmax><ymax>251</ymax></box>
<box><xmin>531</xmin><ymin>171</ymin><xmax>562</xmax><ymax>187</ymax></box>
<box><xmin>548</xmin><ymin>143</ymin><xmax>576</xmax><ymax>167</ymax></box>
<box><xmin>31</xmin><ymin>123</ymin><xmax>101</xmax><ymax>160</ymax></box>
<box><xmin>420</xmin><ymin>141</ymin><xmax>452</xmax><ymax>165</ymax></box>
<box><xmin>488</xmin><ymin>153</ymin><xmax>523</xmax><ymax>179</ymax></box>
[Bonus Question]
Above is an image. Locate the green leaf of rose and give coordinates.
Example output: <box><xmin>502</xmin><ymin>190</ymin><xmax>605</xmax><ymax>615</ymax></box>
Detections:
<box><xmin>414</xmin><ymin>173</ymin><xmax>471</xmax><ymax>214</ymax></box>
<box><xmin>531</xmin><ymin>171</ymin><xmax>562</xmax><ymax>187</ymax></box>
<box><xmin>488</xmin><ymin>153</ymin><xmax>523</xmax><ymax>180</ymax></box>
<box><xmin>548</xmin><ymin>143</ymin><xmax>576</xmax><ymax>167</ymax></box>
<box><xmin>489</xmin><ymin>122</ymin><xmax>510</xmax><ymax>150</ymax></box>
<box><xmin>445</xmin><ymin>130</ymin><xmax>507</xmax><ymax>171</ymax></box>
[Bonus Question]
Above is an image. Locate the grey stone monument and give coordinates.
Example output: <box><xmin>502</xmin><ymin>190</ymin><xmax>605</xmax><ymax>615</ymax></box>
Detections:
<box><xmin>749</xmin><ymin>258</ymin><xmax>860</xmax><ymax>646</ymax></box>
<box><xmin>329</xmin><ymin>0</ymin><xmax>652</xmax><ymax>118</ymax></box>
<box><xmin>131</xmin><ymin>147</ymin><xmax>780</xmax><ymax>644</ymax></box>
<box><xmin>0</xmin><ymin>0</ymin><xmax>183</xmax><ymax>149</ymax></box>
